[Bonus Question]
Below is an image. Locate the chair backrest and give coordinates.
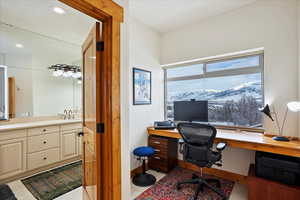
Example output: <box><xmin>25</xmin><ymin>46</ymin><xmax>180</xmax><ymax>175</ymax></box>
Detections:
<box><xmin>177</xmin><ymin>123</ymin><xmax>217</xmax><ymax>167</ymax></box>
<box><xmin>177</xmin><ymin>123</ymin><xmax>216</xmax><ymax>148</ymax></box>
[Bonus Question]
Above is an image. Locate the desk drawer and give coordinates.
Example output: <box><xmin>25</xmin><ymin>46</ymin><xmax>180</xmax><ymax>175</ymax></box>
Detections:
<box><xmin>149</xmin><ymin>136</ymin><xmax>168</xmax><ymax>148</ymax></box>
<box><xmin>149</xmin><ymin>157</ymin><xmax>168</xmax><ymax>172</ymax></box>
<box><xmin>152</xmin><ymin>148</ymin><xmax>167</xmax><ymax>159</ymax></box>
<box><xmin>27</xmin><ymin>148</ymin><xmax>60</xmax><ymax>170</ymax></box>
<box><xmin>28</xmin><ymin>126</ymin><xmax>59</xmax><ymax>136</ymax></box>
<box><xmin>28</xmin><ymin>132</ymin><xmax>60</xmax><ymax>153</ymax></box>
<box><xmin>148</xmin><ymin>135</ymin><xmax>178</xmax><ymax>173</ymax></box>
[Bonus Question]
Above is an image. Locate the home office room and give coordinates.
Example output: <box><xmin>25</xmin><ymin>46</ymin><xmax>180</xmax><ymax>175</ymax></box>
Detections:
<box><xmin>129</xmin><ymin>0</ymin><xmax>300</xmax><ymax>200</ymax></box>
<box><xmin>1</xmin><ymin>0</ymin><xmax>300</xmax><ymax>200</ymax></box>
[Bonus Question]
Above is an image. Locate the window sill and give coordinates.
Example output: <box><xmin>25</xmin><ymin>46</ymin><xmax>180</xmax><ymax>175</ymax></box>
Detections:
<box><xmin>213</xmin><ymin>124</ymin><xmax>264</xmax><ymax>134</ymax></box>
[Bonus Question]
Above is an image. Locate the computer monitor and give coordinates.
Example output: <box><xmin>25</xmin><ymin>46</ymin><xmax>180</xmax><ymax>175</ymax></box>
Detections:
<box><xmin>174</xmin><ymin>100</ymin><xmax>208</xmax><ymax>122</ymax></box>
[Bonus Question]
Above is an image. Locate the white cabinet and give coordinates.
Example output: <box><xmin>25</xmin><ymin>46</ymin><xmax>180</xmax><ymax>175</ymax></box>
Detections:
<box><xmin>61</xmin><ymin>131</ymin><xmax>78</xmax><ymax>160</ymax></box>
<box><xmin>0</xmin><ymin>122</ymin><xmax>82</xmax><ymax>181</ymax></box>
<box><xmin>27</xmin><ymin>132</ymin><xmax>60</xmax><ymax>153</ymax></box>
<box><xmin>0</xmin><ymin>137</ymin><xmax>26</xmax><ymax>179</ymax></box>
<box><xmin>27</xmin><ymin>148</ymin><xmax>60</xmax><ymax>170</ymax></box>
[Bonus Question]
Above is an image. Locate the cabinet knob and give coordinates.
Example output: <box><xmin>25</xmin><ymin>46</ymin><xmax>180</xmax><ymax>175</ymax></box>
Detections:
<box><xmin>43</xmin><ymin>157</ymin><xmax>47</xmax><ymax>160</ymax></box>
<box><xmin>43</xmin><ymin>141</ymin><xmax>47</xmax><ymax>144</ymax></box>
<box><xmin>43</xmin><ymin>129</ymin><xmax>47</xmax><ymax>132</ymax></box>
<box><xmin>153</xmin><ymin>141</ymin><xmax>160</xmax><ymax>144</ymax></box>
<box><xmin>154</xmin><ymin>149</ymin><xmax>160</xmax><ymax>152</ymax></box>
<box><xmin>154</xmin><ymin>156</ymin><xmax>161</xmax><ymax>160</ymax></box>
<box><xmin>78</xmin><ymin>132</ymin><xmax>84</xmax><ymax>137</ymax></box>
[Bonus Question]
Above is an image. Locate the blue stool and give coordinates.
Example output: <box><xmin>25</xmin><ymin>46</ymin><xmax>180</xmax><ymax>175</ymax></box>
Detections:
<box><xmin>132</xmin><ymin>146</ymin><xmax>156</xmax><ymax>187</ymax></box>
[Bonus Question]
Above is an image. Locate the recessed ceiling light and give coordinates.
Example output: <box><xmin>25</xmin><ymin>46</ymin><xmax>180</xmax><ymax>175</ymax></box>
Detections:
<box><xmin>53</xmin><ymin>7</ymin><xmax>65</xmax><ymax>14</ymax></box>
<box><xmin>15</xmin><ymin>44</ymin><xmax>23</xmax><ymax>48</ymax></box>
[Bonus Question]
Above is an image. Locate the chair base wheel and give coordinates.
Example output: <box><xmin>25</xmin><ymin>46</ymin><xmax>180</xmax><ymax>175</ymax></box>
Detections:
<box><xmin>132</xmin><ymin>173</ymin><xmax>156</xmax><ymax>187</ymax></box>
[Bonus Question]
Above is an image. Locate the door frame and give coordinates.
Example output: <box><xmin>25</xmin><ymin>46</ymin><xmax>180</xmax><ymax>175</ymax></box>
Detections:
<box><xmin>58</xmin><ymin>1</ymin><xmax>123</xmax><ymax>200</ymax></box>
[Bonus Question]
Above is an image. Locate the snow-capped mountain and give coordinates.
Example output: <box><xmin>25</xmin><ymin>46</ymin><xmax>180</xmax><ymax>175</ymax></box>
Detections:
<box><xmin>168</xmin><ymin>81</ymin><xmax>262</xmax><ymax>102</ymax></box>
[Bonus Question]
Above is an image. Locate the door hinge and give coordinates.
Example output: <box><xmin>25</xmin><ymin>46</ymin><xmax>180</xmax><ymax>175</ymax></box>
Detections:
<box><xmin>97</xmin><ymin>123</ymin><xmax>105</xmax><ymax>134</ymax></box>
<box><xmin>96</xmin><ymin>41</ymin><xmax>104</xmax><ymax>51</ymax></box>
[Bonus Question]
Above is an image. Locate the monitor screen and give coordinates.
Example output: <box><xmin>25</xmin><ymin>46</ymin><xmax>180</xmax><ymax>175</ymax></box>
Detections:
<box><xmin>174</xmin><ymin>101</ymin><xmax>208</xmax><ymax>122</ymax></box>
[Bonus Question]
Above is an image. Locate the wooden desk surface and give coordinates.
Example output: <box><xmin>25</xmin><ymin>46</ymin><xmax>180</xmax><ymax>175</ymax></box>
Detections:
<box><xmin>147</xmin><ymin>127</ymin><xmax>300</xmax><ymax>157</ymax></box>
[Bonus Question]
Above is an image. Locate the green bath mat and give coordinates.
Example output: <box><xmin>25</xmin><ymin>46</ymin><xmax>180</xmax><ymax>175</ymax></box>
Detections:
<box><xmin>22</xmin><ymin>161</ymin><xmax>82</xmax><ymax>200</ymax></box>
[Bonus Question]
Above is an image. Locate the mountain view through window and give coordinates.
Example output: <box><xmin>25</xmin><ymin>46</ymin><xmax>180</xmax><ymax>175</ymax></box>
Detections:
<box><xmin>165</xmin><ymin>54</ymin><xmax>263</xmax><ymax>128</ymax></box>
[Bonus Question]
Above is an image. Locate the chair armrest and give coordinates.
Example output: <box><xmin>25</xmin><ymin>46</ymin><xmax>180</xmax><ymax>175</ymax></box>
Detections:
<box><xmin>216</xmin><ymin>142</ymin><xmax>227</xmax><ymax>152</ymax></box>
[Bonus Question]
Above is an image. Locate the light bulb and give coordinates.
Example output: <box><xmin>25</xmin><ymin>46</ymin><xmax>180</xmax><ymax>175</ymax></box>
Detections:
<box><xmin>63</xmin><ymin>71</ymin><xmax>73</xmax><ymax>77</ymax></box>
<box><xmin>72</xmin><ymin>71</ymin><xmax>82</xmax><ymax>78</ymax></box>
<box><xmin>53</xmin><ymin>7</ymin><xmax>65</xmax><ymax>14</ymax></box>
<box><xmin>287</xmin><ymin>101</ymin><xmax>300</xmax><ymax>112</ymax></box>
<box><xmin>16</xmin><ymin>43</ymin><xmax>24</xmax><ymax>48</ymax></box>
<box><xmin>53</xmin><ymin>69</ymin><xmax>63</xmax><ymax>77</ymax></box>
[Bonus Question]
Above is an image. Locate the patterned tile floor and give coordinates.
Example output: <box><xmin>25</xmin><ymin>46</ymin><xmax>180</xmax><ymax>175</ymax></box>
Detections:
<box><xmin>8</xmin><ymin>170</ymin><xmax>247</xmax><ymax>200</ymax></box>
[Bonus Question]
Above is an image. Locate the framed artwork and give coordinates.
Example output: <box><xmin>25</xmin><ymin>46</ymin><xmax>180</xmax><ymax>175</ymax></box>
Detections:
<box><xmin>133</xmin><ymin>68</ymin><xmax>151</xmax><ymax>105</ymax></box>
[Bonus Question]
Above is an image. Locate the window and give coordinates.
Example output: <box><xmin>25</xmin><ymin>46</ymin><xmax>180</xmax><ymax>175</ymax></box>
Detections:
<box><xmin>165</xmin><ymin>54</ymin><xmax>264</xmax><ymax>128</ymax></box>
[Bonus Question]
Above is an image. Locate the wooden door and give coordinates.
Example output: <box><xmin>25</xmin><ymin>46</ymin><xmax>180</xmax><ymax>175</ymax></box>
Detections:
<box><xmin>82</xmin><ymin>22</ymin><xmax>103</xmax><ymax>200</ymax></box>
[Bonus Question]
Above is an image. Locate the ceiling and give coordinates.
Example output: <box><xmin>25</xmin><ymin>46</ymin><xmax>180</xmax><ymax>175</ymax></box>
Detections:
<box><xmin>0</xmin><ymin>0</ymin><xmax>95</xmax><ymax>45</ymax></box>
<box><xmin>129</xmin><ymin>0</ymin><xmax>257</xmax><ymax>33</ymax></box>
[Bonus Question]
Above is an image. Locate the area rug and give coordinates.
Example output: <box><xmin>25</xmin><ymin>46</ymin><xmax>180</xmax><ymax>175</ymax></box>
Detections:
<box><xmin>135</xmin><ymin>167</ymin><xmax>234</xmax><ymax>200</ymax></box>
<box><xmin>0</xmin><ymin>184</ymin><xmax>17</xmax><ymax>200</ymax></box>
<box><xmin>22</xmin><ymin>161</ymin><xmax>82</xmax><ymax>200</ymax></box>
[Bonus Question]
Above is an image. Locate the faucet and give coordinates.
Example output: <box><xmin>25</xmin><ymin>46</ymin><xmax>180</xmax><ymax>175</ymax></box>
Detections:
<box><xmin>64</xmin><ymin>109</ymin><xmax>68</xmax><ymax>120</ymax></box>
<box><xmin>68</xmin><ymin>109</ymin><xmax>73</xmax><ymax>119</ymax></box>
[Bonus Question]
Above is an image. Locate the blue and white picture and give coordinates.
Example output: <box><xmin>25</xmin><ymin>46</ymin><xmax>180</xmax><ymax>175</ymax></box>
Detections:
<box><xmin>133</xmin><ymin>68</ymin><xmax>151</xmax><ymax>105</ymax></box>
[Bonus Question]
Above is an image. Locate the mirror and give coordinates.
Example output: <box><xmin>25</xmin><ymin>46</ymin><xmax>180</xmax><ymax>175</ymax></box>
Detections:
<box><xmin>0</xmin><ymin>65</ymin><xmax>8</xmax><ymax>120</ymax></box>
<box><xmin>0</xmin><ymin>22</ymin><xmax>82</xmax><ymax>119</ymax></box>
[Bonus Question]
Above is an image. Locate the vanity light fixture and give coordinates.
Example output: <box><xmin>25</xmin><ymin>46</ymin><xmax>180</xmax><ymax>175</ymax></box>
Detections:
<box><xmin>49</xmin><ymin>64</ymin><xmax>81</xmax><ymax>79</ymax></box>
<box><xmin>15</xmin><ymin>43</ymin><xmax>24</xmax><ymax>48</ymax></box>
<box><xmin>53</xmin><ymin>7</ymin><xmax>65</xmax><ymax>14</ymax></box>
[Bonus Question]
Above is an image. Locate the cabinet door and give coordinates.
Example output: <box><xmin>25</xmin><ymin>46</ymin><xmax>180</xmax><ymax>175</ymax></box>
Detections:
<box><xmin>61</xmin><ymin>131</ymin><xmax>77</xmax><ymax>160</ymax></box>
<box><xmin>0</xmin><ymin>137</ymin><xmax>26</xmax><ymax>179</ymax></box>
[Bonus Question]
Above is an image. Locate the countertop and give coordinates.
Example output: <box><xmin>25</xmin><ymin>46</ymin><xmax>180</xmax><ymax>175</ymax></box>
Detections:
<box><xmin>0</xmin><ymin>119</ymin><xmax>82</xmax><ymax>132</ymax></box>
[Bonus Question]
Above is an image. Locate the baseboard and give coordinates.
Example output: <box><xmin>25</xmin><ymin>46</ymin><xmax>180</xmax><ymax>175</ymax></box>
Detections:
<box><xmin>178</xmin><ymin>160</ymin><xmax>247</xmax><ymax>185</ymax></box>
<box><xmin>0</xmin><ymin>156</ymin><xmax>81</xmax><ymax>184</ymax></box>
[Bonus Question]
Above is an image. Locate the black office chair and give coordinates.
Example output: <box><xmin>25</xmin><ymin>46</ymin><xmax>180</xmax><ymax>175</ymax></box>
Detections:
<box><xmin>176</xmin><ymin>123</ymin><xmax>227</xmax><ymax>200</ymax></box>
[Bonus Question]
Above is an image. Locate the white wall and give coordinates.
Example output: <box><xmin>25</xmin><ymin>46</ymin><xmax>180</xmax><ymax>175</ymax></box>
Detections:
<box><xmin>32</xmin><ymin>70</ymin><xmax>79</xmax><ymax>116</ymax></box>
<box><xmin>162</xmin><ymin>0</ymin><xmax>299</xmax><ymax>137</ymax></box>
<box><xmin>161</xmin><ymin>0</ymin><xmax>299</xmax><ymax>175</ymax></box>
<box><xmin>128</xmin><ymin>18</ymin><xmax>164</xmax><ymax>170</ymax></box>
<box><xmin>5</xmin><ymin>54</ymin><xmax>34</xmax><ymax>117</ymax></box>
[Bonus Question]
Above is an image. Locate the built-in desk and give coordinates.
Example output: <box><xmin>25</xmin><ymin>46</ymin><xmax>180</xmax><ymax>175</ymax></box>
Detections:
<box><xmin>147</xmin><ymin>127</ymin><xmax>300</xmax><ymax>158</ymax></box>
<box><xmin>147</xmin><ymin>127</ymin><xmax>300</xmax><ymax>198</ymax></box>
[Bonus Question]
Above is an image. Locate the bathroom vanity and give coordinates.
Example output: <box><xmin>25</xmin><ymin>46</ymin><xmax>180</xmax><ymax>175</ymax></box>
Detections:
<box><xmin>0</xmin><ymin>119</ymin><xmax>82</xmax><ymax>183</ymax></box>
<box><xmin>0</xmin><ymin>19</ymin><xmax>84</xmax><ymax>184</ymax></box>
